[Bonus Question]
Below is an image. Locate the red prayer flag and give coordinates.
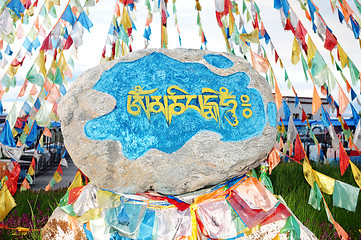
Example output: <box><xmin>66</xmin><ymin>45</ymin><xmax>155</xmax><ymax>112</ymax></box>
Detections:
<box><xmin>64</xmin><ymin>35</ymin><xmax>73</xmax><ymax>50</ymax></box>
<box><xmin>267</xmin><ymin>148</ymin><xmax>281</xmax><ymax>174</ymax></box>
<box><xmin>302</xmin><ymin>110</ymin><xmax>307</xmax><ymax>123</ymax></box>
<box><xmin>293</xmin><ymin>134</ymin><xmax>305</xmax><ymax>162</ymax></box>
<box><xmin>41</xmin><ymin>33</ymin><xmax>53</xmax><ymax>51</ymax></box>
<box><xmin>18</xmin><ymin>79</ymin><xmax>28</xmax><ymax>97</ymax></box>
<box><xmin>324</xmin><ymin>29</ymin><xmax>338</xmax><ymax>51</ymax></box>
<box><xmin>295</xmin><ymin>21</ymin><xmax>307</xmax><ymax>42</ymax></box>
<box><xmin>339</xmin><ymin>143</ymin><xmax>350</xmax><ymax>175</ymax></box>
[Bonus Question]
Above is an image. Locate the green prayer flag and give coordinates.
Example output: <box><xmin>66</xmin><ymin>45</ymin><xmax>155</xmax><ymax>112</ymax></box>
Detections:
<box><xmin>1</xmin><ymin>74</ymin><xmax>15</xmax><ymax>88</ymax></box>
<box><xmin>254</xmin><ymin>2</ymin><xmax>260</xmax><ymax>13</ymax></box>
<box><xmin>260</xmin><ymin>167</ymin><xmax>274</xmax><ymax>193</ymax></box>
<box><xmin>284</xmin><ymin>69</ymin><xmax>289</xmax><ymax>82</ymax></box>
<box><xmin>39</xmin><ymin>5</ymin><xmax>47</xmax><ymax>17</ymax></box>
<box><xmin>301</xmin><ymin>55</ymin><xmax>308</xmax><ymax>81</ymax></box>
<box><xmin>28</xmin><ymin>27</ymin><xmax>38</xmax><ymax>40</ymax></box>
<box><xmin>242</xmin><ymin>0</ymin><xmax>246</xmax><ymax>13</ymax></box>
<box><xmin>349</xmin><ymin>60</ymin><xmax>360</xmax><ymax>86</ymax></box>
<box><xmin>333</xmin><ymin>180</ymin><xmax>360</xmax><ymax>212</ymax></box>
<box><xmin>287</xmin><ymin>79</ymin><xmax>292</xmax><ymax>89</ymax></box>
<box><xmin>19</xmin><ymin>132</ymin><xmax>27</xmax><ymax>144</ymax></box>
<box><xmin>145</xmin><ymin>0</ymin><xmax>151</xmax><ymax>11</ymax></box>
<box><xmin>336</xmin><ymin>62</ymin><xmax>342</xmax><ymax>71</ymax></box>
<box><xmin>35</xmin><ymin>104</ymin><xmax>50</xmax><ymax>127</ymax></box>
<box><xmin>280</xmin><ymin>216</ymin><xmax>301</xmax><ymax>240</ymax></box>
<box><xmin>27</xmin><ymin>65</ymin><xmax>44</xmax><ymax>86</ymax></box>
<box><xmin>246</xmin><ymin>10</ymin><xmax>251</xmax><ymax>22</ymax></box>
<box><xmin>50</xmin><ymin>178</ymin><xmax>56</xmax><ymax>187</ymax></box>
<box><xmin>311</xmin><ymin>51</ymin><xmax>327</xmax><ymax>77</ymax></box>
<box><xmin>53</xmin><ymin>66</ymin><xmax>63</xmax><ymax>85</ymax></box>
<box><xmin>354</xmin><ymin>0</ymin><xmax>361</xmax><ymax>15</ymax></box>
<box><xmin>119</xmin><ymin>25</ymin><xmax>129</xmax><ymax>45</ymax></box>
<box><xmin>22</xmin><ymin>14</ymin><xmax>29</xmax><ymax>24</ymax></box>
<box><xmin>26</xmin><ymin>173</ymin><xmax>33</xmax><ymax>184</ymax></box>
<box><xmin>49</xmin><ymin>6</ymin><xmax>57</xmax><ymax>18</ymax></box>
<box><xmin>43</xmin><ymin>15</ymin><xmax>52</xmax><ymax>29</ymax></box>
<box><xmin>68</xmin><ymin>56</ymin><xmax>74</xmax><ymax>68</ymax></box>
<box><xmin>308</xmin><ymin>181</ymin><xmax>322</xmax><ymax>211</ymax></box>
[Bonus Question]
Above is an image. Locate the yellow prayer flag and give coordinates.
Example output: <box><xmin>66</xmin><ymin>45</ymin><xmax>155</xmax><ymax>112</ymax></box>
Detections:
<box><xmin>303</xmin><ymin>160</ymin><xmax>316</xmax><ymax>187</ymax></box>
<box><xmin>350</xmin><ymin>161</ymin><xmax>361</xmax><ymax>188</ymax></box>
<box><xmin>330</xmin><ymin>52</ymin><xmax>335</xmax><ymax>64</ymax></box>
<box><xmin>314</xmin><ymin>170</ymin><xmax>335</xmax><ymax>195</ymax></box>
<box><xmin>97</xmin><ymin>189</ymin><xmax>121</xmax><ymax>208</ymax></box>
<box><xmin>12</xmin><ymin>128</ymin><xmax>18</xmax><ymax>138</ymax></box>
<box><xmin>337</xmin><ymin>43</ymin><xmax>348</xmax><ymax>68</ymax></box>
<box><xmin>26</xmin><ymin>6</ymin><xmax>34</xmax><ymax>16</ymax></box>
<box><xmin>23</xmin><ymin>123</ymin><xmax>29</xmax><ymax>134</ymax></box>
<box><xmin>240</xmin><ymin>28</ymin><xmax>260</xmax><ymax>44</ymax></box>
<box><xmin>121</xmin><ymin>6</ymin><xmax>132</xmax><ymax>30</ymax></box>
<box><xmin>59</xmin><ymin>51</ymin><xmax>69</xmax><ymax>72</ymax></box>
<box><xmin>291</xmin><ymin>37</ymin><xmax>301</xmax><ymax>65</ymax></box>
<box><xmin>229</xmin><ymin>12</ymin><xmax>235</xmax><ymax>36</ymax></box>
<box><xmin>0</xmin><ymin>184</ymin><xmax>17</xmax><ymax>221</ymax></box>
<box><xmin>272</xmin><ymin>233</ymin><xmax>280</xmax><ymax>240</ymax></box>
<box><xmin>68</xmin><ymin>171</ymin><xmax>84</xmax><ymax>192</ymax></box>
<box><xmin>307</xmin><ymin>36</ymin><xmax>316</xmax><ymax>66</ymax></box>
<box><xmin>6</xmin><ymin>65</ymin><xmax>19</xmax><ymax>78</ymax></box>
<box><xmin>28</xmin><ymin>165</ymin><xmax>34</xmax><ymax>176</ymax></box>
<box><xmin>36</xmin><ymin>50</ymin><xmax>47</xmax><ymax>78</ymax></box>
<box><xmin>49</xmin><ymin>110</ymin><xmax>60</xmax><ymax>121</ymax></box>
<box><xmin>162</xmin><ymin>26</ymin><xmax>168</xmax><ymax>48</ymax></box>
<box><xmin>53</xmin><ymin>171</ymin><xmax>62</xmax><ymax>183</ymax></box>
<box><xmin>45</xmin><ymin>0</ymin><xmax>53</xmax><ymax>10</ymax></box>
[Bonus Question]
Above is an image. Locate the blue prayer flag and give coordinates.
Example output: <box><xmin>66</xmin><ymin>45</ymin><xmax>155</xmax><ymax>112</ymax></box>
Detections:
<box><xmin>78</xmin><ymin>11</ymin><xmax>93</xmax><ymax>32</ymax></box>
<box><xmin>350</xmin><ymin>17</ymin><xmax>360</xmax><ymax>39</ymax></box>
<box><xmin>307</xmin><ymin>0</ymin><xmax>317</xmax><ymax>22</ymax></box>
<box><xmin>5</xmin><ymin>45</ymin><xmax>13</xmax><ymax>56</ymax></box>
<box><xmin>25</xmin><ymin>121</ymin><xmax>38</xmax><ymax>147</ymax></box>
<box><xmin>0</xmin><ymin>101</ymin><xmax>3</xmax><ymax>115</ymax></box>
<box><xmin>351</xmin><ymin>104</ymin><xmax>360</xmax><ymax>126</ymax></box>
<box><xmin>61</xmin><ymin>5</ymin><xmax>76</xmax><ymax>26</ymax></box>
<box><xmin>34</xmin><ymin>98</ymin><xmax>41</xmax><ymax>110</ymax></box>
<box><xmin>321</xmin><ymin>106</ymin><xmax>331</xmax><ymax>129</ymax></box>
<box><xmin>281</xmin><ymin>0</ymin><xmax>289</xmax><ymax>17</ymax></box>
<box><xmin>7</xmin><ymin>0</ymin><xmax>25</xmax><ymax>18</ymax></box>
<box><xmin>295</xmin><ymin>95</ymin><xmax>300</xmax><ymax>108</ymax></box>
<box><xmin>338</xmin><ymin>9</ymin><xmax>344</xmax><ymax>23</ymax></box>
<box><xmin>282</xmin><ymin>99</ymin><xmax>291</xmax><ymax>120</ymax></box>
<box><xmin>274</xmin><ymin>0</ymin><xmax>282</xmax><ymax>9</ymax></box>
<box><xmin>351</xmin><ymin>88</ymin><xmax>357</xmax><ymax>101</ymax></box>
<box><xmin>264</xmin><ymin>31</ymin><xmax>270</xmax><ymax>44</ymax></box>
<box><xmin>33</xmin><ymin>37</ymin><xmax>41</xmax><ymax>50</ymax></box>
<box><xmin>59</xmin><ymin>84</ymin><xmax>67</xmax><ymax>95</ymax></box>
<box><xmin>23</xmin><ymin>37</ymin><xmax>33</xmax><ymax>52</ymax></box>
<box><xmin>0</xmin><ymin>121</ymin><xmax>16</xmax><ymax>147</ymax></box>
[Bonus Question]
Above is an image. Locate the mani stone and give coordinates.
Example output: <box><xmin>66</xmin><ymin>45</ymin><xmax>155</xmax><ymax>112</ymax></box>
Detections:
<box><xmin>58</xmin><ymin>48</ymin><xmax>278</xmax><ymax>195</ymax></box>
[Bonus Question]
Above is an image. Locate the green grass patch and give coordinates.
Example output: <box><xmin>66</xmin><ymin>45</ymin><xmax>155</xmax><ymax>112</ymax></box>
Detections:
<box><xmin>269</xmin><ymin>162</ymin><xmax>361</xmax><ymax>239</ymax></box>
<box><xmin>0</xmin><ymin>188</ymin><xmax>67</xmax><ymax>239</ymax></box>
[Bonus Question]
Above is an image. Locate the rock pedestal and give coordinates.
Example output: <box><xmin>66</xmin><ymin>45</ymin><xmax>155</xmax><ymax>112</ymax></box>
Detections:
<box><xmin>58</xmin><ymin>49</ymin><xmax>278</xmax><ymax>195</ymax></box>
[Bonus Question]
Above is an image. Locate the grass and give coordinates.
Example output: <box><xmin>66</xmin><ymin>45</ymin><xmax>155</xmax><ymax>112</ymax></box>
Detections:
<box><xmin>269</xmin><ymin>162</ymin><xmax>361</xmax><ymax>240</ymax></box>
<box><xmin>0</xmin><ymin>188</ymin><xmax>67</xmax><ymax>239</ymax></box>
<box><xmin>1</xmin><ymin>163</ymin><xmax>360</xmax><ymax>239</ymax></box>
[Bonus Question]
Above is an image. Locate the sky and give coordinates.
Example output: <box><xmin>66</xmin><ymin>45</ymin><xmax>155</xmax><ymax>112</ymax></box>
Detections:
<box><xmin>1</xmin><ymin>0</ymin><xmax>361</xmax><ymax>117</ymax></box>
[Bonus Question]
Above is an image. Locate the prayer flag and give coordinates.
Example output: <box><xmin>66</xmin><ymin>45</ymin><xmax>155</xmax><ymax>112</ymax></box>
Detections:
<box><xmin>337</xmin><ymin>43</ymin><xmax>348</xmax><ymax>68</ymax></box>
<box><xmin>308</xmin><ymin>181</ymin><xmax>322</xmax><ymax>211</ymax></box>
<box><xmin>0</xmin><ymin>184</ymin><xmax>17</xmax><ymax>221</ymax></box>
<box><xmin>339</xmin><ymin>143</ymin><xmax>350</xmax><ymax>175</ymax></box>
<box><xmin>287</xmin><ymin>116</ymin><xmax>298</xmax><ymax>144</ymax></box>
<box><xmin>267</xmin><ymin>148</ymin><xmax>280</xmax><ymax>174</ymax></box>
<box><xmin>282</xmin><ymin>99</ymin><xmax>291</xmax><ymax>120</ymax></box>
<box><xmin>293</xmin><ymin>135</ymin><xmax>305</xmax><ymax>162</ymax></box>
<box><xmin>61</xmin><ymin>5</ymin><xmax>76</xmax><ymax>26</ymax></box>
<box><xmin>324</xmin><ymin>29</ymin><xmax>337</xmax><ymax>51</ymax></box>
<box><xmin>274</xmin><ymin>80</ymin><xmax>282</xmax><ymax>110</ymax></box>
<box><xmin>78</xmin><ymin>11</ymin><xmax>93</xmax><ymax>32</ymax></box>
<box><xmin>250</xmin><ymin>51</ymin><xmax>269</xmax><ymax>73</ymax></box>
<box><xmin>280</xmin><ymin>216</ymin><xmax>300</xmax><ymax>240</ymax></box>
<box><xmin>333</xmin><ymin>180</ymin><xmax>359</xmax><ymax>211</ymax></box>
<box><xmin>7</xmin><ymin>0</ymin><xmax>25</xmax><ymax>17</ymax></box>
<box><xmin>313</xmin><ymin>170</ymin><xmax>335</xmax><ymax>195</ymax></box>
<box><xmin>307</xmin><ymin>36</ymin><xmax>316</xmax><ymax>65</ymax></box>
<box><xmin>0</xmin><ymin>121</ymin><xmax>16</xmax><ymax>147</ymax></box>
<box><xmin>338</xmin><ymin>87</ymin><xmax>349</xmax><ymax>115</ymax></box>
<box><xmin>312</xmin><ymin>86</ymin><xmax>321</xmax><ymax>115</ymax></box>
<box><xmin>291</xmin><ymin>37</ymin><xmax>301</xmax><ymax>64</ymax></box>
<box><xmin>350</xmin><ymin>161</ymin><xmax>361</xmax><ymax>188</ymax></box>
<box><xmin>240</xmin><ymin>28</ymin><xmax>260</xmax><ymax>43</ymax></box>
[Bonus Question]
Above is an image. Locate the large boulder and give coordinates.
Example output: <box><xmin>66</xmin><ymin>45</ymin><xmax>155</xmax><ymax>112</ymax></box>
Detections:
<box><xmin>58</xmin><ymin>48</ymin><xmax>277</xmax><ymax>195</ymax></box>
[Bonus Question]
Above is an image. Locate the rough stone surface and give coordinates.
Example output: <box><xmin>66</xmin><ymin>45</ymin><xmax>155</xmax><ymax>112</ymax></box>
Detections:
<box><xmin>58</xmin><ymin>48</ymin><xmax>277</xmax><ymax>195</ymax></box>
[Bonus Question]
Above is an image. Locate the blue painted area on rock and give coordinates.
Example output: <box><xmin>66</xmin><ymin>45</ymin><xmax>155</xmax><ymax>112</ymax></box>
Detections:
<box><xmin>267</xmin><ymin>102</ymin><xmax>277</xmax><ymax>127</ymax></box>
<box><xmin>204</xmin><ymin>54</ymin><xmax>234</xmax><ymax>69</ymax></box>
<box><xmin>85</xmin><ymin>52</ymin><xmax>269</xmax><ymax>160</ymax></box>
